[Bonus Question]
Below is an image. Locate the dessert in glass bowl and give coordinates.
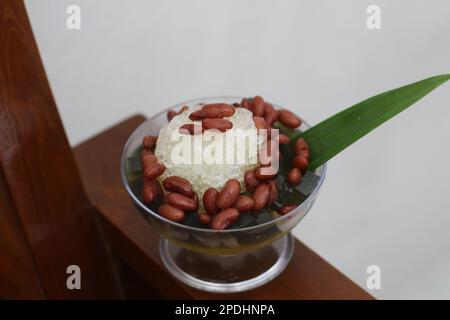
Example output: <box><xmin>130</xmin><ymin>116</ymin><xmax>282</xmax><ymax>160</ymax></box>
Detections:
<box><xmin>121</xmin><ymin>96</ymin><xmax>325</xmax><ymax>292</ymax></box>
<box><xmin>121</xmin><ymin>74</ymin><xmax>449</xmax><ymax>292</ymax></box>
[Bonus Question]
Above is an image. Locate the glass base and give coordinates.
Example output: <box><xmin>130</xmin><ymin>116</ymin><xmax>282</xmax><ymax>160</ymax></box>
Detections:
<box><xmin>159</xmin><ymin>233</ymin><xmax>294</xmax><ymax>293</ymax></box>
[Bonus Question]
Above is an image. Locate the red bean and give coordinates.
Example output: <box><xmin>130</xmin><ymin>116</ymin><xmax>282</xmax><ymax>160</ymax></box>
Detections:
<box><xmin>253</xmin><ymin>183</ymin><xmax>270</xmax><ymax>211</ymax></box>
<box><xmin>189</xmin><ymin>103</ymin><xmax>235</xmax><ymax>121</ymax></box>
<box><xmin>211</xmin><ymin>208</ymin><xmax>240</xmax><ymax>230</ymax></box>
<box><xmin>264</xmin><ymin>102</ymin><xmax>274</xmax><ymax>115</ymax></box>
<box><xmin>298</xmin><ymin>148</ymin><xmax>310</xmax><ymax>160</ymax></box>
<box><xmin>166</xmin><ymin>192</ymin><xmax>198</xmax><ymax>211</ymax></box>
<box><xmin>167</xmin><ymin>110</ymin><xmax>177</xmax><ymax>121</ymax></box>
<box><xmin>255</xmin><ymin>117</ymin><xmax>272</xmax><ymax>142</ymax></box>
<box><xmin>253</xmin><ymin>116</ymin><xmax>269</xmax><ymax>131</ymax></box>
<box><xmin>216</xmin><ymin>179</ymin><xmax>241</xmax><ymax>209</ymax></box>
<box><xmin>244</xmin><ymin>170</ymin><xmax>260</xmax><ymax>193</ymax></box>
<box><xmin>276</xmin><ymin>205</ymin><xmax>297</xmax><ymax>215</ymax></box>
<box><xmin>192</xmin><ymin>192</ymin><xmax>199</xmax><ymax>212</ymax></box>
<box><xmin>265</xmin><ymin>109</ymin><xmax>280</xmax><ymax>127</ymax></box>
<box><xmin>203</xmin><ymin>188</ymin><xmax>219</xmax><ymax>216</ymax></box>
<box><xmin>159</xmin><ymin>204</ymin><xmax>185</xmax><ymax>222</ymax></box>
<box><xmin>287</xmin><ymin>168</ymin><xmax>302</xmax><ymax>185</ymax></box>
<box><xmin>294</xmin><ymin>138</ymin><xmax>309</xmax><ymax>155</ymax></box>
<box><xmin>279</xmin><ymin>109</ymin><xmax>302</xmax><ymax>128</ymax></box>
<box><xmin>235</xmin><ymin>195</ymin><xmax>255</xmax><ymax>212</ymax></box>
<box><xmin>252</xmin><ymin>96</ymin><xmax>265</xmax><ymax>117</ymax></box>
<box><xmin>163</xmin><ymin>176</ymin><xmax>194</xmax><ymax>197</ymax></box>
<box><xmin>141</xmin><ymin>151</ymin><xmax>157</xmax><ymax>169</ymax></box>
<box><xmin>241</xmin><ymin>98</ymin><xmax>252</xmax><ymax>110</ymax></box>
<box><xmin>293</xmin><ymin>156</ymin><xmax>309</xmax><ymax>171</ymax></box>
<box><xmin>141</xmin><ymin>180</ymin><xmax>161</xmax><ymax>204</ymax></box>
<box><xmin>202</xmin><ymin>103</ymin><xmax>235</xmax><ymax>118</ymax></box>
<box><xmin>188</xmin><ymin>110</ymin><xmax>205</xmax><ymax>121</ymax></box>
<box><xmin>278</xmin><ymin>134</ymin><xmax>290</xmax><ymax>144</ymax></box>
<box><xmin>144</xmin><ymin>162</ymin><xmax>166</xmax><ymax>180</ymax></box>
<box><xmin>143</xmin><ymin>135</ymin><xmax>157</xmax><ymax>150</ymax></box>
<box><xmin>198</xmin><ymin>213</ymin><xmax>212</xmax><ymax>225</ymax></box>
<box><xmin>202</xmin><ymin>118</ymin><xmax>233</xmax><ymax>132</ymax></box>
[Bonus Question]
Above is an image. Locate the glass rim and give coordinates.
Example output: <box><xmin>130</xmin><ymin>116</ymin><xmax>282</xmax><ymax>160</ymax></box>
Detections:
<box><xmin>120</xmin><ymin>95</ymin><xmax>327</xmax><ymax>234</ymax></box>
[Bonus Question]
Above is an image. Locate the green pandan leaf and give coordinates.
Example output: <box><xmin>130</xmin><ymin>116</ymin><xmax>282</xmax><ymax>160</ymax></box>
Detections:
<box><xmin>291</xmin><ymin>74</ymin><xmax>450</xmax><ymax>170</ymax></box>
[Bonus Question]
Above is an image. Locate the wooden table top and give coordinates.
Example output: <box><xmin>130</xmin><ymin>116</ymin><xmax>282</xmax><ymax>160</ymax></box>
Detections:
<box><xmin>73</xmin><ymin>114</ymin><xmax>373</xmax><ymax>300</ymax></box>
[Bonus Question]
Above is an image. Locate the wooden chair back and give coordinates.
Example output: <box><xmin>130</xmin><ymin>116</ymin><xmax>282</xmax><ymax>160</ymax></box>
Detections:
<box><xmin>0</xmin><ymin>0</ymin><xmax>121</xmax><ymax>299</ymax></box>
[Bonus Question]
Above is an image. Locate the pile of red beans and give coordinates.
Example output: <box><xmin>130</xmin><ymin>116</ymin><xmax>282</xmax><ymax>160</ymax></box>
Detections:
<box><xmin>139</xmin><ymin>96</ymin><xmax>311</xmax><ymax>230</ymax></box>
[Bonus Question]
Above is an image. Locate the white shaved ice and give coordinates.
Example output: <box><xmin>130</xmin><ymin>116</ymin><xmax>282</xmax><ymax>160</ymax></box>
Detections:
<box><xmin>155</xmin><ymin>105</ymin><xmax>261</xmax><ymax>205</ymax></box>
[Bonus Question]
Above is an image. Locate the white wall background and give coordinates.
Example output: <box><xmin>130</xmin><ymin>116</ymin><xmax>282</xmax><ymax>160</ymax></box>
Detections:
<box><xmin>25</xmin><ymin>0</ymin><xmax>450</xmax><ymax>299</ymax></box>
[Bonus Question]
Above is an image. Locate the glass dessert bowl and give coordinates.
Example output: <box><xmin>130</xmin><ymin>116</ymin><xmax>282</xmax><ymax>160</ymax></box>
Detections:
<box><xmin>121</xmin><ymin>96</ymin><xmax>326</xmax><ymax>293</ymax></box>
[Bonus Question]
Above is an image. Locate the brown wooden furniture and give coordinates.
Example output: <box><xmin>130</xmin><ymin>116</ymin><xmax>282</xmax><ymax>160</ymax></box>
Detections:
<box><xmin>0</xmin><ymin>0</ymin><xmax>121</xmax><ymax>299</ymax></box>
<box><xmin>0</xmin><ymin>0</ymin><xmax>372</xmax><ymax>299</ymax></box>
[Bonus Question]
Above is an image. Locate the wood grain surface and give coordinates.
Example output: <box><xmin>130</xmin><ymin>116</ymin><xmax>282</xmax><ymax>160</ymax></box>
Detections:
<box><xmin>0</xmin><ymin>0</ymin><xmax>121</xmax><ymax>298</ymax></box>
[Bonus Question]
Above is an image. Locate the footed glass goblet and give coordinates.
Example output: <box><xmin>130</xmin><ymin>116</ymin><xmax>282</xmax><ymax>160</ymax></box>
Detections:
<box><xmin>121</xmin><ymin>96</ymin><xmax>326</xmax><ymax>293</ymax></box>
